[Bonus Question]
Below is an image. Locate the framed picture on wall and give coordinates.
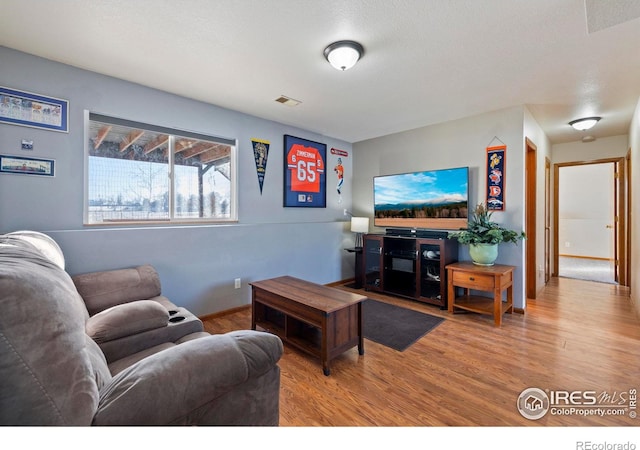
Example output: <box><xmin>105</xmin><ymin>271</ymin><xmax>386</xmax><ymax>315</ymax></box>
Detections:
<box><xmin>283</xmin><ymin>134</ymin><xmax>327</xmax><ymax>208</ymax></box>
<box><xmin>0</xmin><ymin>86</ymin><xmax>69</xmax><ymax>132</ymax></box>
<box><xmin>0</xmin><ymin>154</ymin><xmax>55</xmax><ymax>177</ymax></box>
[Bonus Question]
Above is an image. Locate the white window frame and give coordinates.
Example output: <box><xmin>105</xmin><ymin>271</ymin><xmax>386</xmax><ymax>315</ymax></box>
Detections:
<box><xmin>83</xmin><ymin>111</ymin><xmax>238</xmax><ymax>226</ymax></box>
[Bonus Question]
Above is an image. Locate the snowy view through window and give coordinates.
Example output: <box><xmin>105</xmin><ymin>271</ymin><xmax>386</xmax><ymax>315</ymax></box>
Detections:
<box><xmin>86</xmin><ymin>114</ymin><xmax>234</xmax><ymax>224</ymax></box>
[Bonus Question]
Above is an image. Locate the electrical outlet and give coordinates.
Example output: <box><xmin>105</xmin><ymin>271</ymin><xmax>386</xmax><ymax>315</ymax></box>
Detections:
<box><xmin>234</xmin><ymin>278</ymin><xmax>241</xmax><ymax>289</ymax></box>
<box><xmin>343</xmin><ymin>208</ymin><xmax>348</xmax><ymax>216</ymax></box>
<box><xmin>565</xmin><ymin>241</ymin><xmax>571</xmax><ymax>248</ymax></box>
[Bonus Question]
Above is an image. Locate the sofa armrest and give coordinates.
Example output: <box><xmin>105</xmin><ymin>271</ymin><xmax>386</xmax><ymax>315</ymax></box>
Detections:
<box><xmin>72</xmin><ymin>265</ymin><xmax>162</xmax><ymax>315</ymax></box>
<box><xmin>93</xmin><ymin>330</ymin><xmax>283</xmax><ymax>425</ymax></box>
<box><xmin>86</xmin><ymin>300</ymin><xmax>169</xmax><ymax>343</ymax></box>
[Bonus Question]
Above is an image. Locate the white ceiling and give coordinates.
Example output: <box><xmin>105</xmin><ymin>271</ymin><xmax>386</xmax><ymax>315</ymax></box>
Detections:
<box><xmin>2</xmin><ymin>0</ymin><xmax>640</xmax><ymax>144</ymax></box>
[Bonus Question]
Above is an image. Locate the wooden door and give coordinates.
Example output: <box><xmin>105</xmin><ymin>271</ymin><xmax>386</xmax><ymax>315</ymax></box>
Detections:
<box><xmin>363</xmin><ymin>235</ymin><xmax>384</xmax><ymax>292</ymax></box>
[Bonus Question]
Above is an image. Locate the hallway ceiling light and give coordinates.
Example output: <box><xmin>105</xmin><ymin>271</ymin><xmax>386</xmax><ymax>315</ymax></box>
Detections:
<box><xmin>323</xmin><ymin>40</ymin><xmax>364</xmax><ymax>71</ymax></box>
<box><xmin>568</xmin><ymin>116</ymin><xmax>601</xmax><ymax>131</ymax></box>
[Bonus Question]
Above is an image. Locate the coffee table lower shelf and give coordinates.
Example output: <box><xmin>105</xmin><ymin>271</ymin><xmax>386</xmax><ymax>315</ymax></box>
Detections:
<box><xmin>254</xmin><ymin>312</ymin><xmax>323</xmax><ymax>357</ymax></box>
<box><xmin>253</xmin><ymin>304</ymin><xmax>361</xmax><ymax>376</ymax></box>
<box><xmin>250</xmin><ymin>276</ymin><xmax>366</xmax><ymax>376</ymax></box>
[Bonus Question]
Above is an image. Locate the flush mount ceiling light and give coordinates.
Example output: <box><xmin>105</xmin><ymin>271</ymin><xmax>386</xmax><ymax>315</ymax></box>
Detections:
<box><xmin>323</xmin><ymin>40</ymin><xmax>364</xmax><ymax>71</ymax></box>
<box><xmin>568</xmin><ymin>116</ymin><xmax>601</xmax><ymax>131</ymax></box>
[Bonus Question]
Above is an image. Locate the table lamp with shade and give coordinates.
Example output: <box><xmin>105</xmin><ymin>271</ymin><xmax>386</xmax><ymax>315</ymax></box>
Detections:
<box><xmin>350</xmin><ymin>217</ymin><xmax>369</xmax><ymax>248</ymax></box>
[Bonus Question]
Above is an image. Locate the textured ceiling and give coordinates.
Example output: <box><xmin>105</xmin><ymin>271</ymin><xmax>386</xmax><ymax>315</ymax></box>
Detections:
<box><xmin>1</xmin><ymin>0</ymin><xmax>639</xmax><ymax>144</ymax></box>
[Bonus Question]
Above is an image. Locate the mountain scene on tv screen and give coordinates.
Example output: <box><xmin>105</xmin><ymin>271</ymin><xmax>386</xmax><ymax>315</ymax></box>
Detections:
<box><xmin>374</xmin><ymin>168</ymin><xmax>468</xmax><ymax>220</ymax></box>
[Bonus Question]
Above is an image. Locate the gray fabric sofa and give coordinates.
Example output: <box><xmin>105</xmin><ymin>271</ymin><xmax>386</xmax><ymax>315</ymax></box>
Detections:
<box><xmin>0</xmin><ymin>231</ymin><xmax>283</xmax><ymax>426</ymax></box>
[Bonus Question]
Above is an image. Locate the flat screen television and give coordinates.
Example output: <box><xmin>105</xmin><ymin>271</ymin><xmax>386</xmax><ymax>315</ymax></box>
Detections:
<box><xmin>373</xmin><ymin>166</ymin><xmax>469</xmax><ymax>230</ymax></box>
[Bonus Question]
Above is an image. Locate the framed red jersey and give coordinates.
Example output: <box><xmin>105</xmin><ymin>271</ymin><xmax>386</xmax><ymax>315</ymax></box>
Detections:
<box><xmin>283</xmin><ymin>135</ymin><xmax>326</xmax><ymax>207</ymax></box>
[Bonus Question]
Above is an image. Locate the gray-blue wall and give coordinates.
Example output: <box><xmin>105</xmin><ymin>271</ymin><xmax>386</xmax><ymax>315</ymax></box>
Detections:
<box><xmin>0</xmin><ymin>46</ymin><xmax>355</xmax><ymax>316</ymax></box>
<box><xmin>352</xmin><ymin>106</ymin><xmax>529</xmax><ymax>309</ymax></box>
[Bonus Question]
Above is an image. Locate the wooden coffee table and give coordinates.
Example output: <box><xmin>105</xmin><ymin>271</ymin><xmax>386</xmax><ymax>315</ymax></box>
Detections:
<box><xmin>250</xmin><ymin>276</ymin><xmax>367</xmax><ymax>376</ymax></box>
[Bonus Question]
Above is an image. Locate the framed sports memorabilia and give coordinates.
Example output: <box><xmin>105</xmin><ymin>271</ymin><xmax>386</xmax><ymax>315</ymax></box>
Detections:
<box><xmin>283</xmin><ymin>134</ymin><xmax>326</xmax><ymax>208</ymax></box>
<box><xmin>0</xmin><ymin>86</ymin><xmax>69</xmax><ymax>133</ymax></box>
<box><xmin>0</xmin><ymin>154</ymin><xmax>55</xmax><ymax>177</ymax></box>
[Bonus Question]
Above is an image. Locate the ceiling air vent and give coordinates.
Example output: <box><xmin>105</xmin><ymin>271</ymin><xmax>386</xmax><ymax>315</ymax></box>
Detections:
<box><xmin>275</xmin><ymin>95</ymin><xmax>301</xmax><ymax>107</ymax></box>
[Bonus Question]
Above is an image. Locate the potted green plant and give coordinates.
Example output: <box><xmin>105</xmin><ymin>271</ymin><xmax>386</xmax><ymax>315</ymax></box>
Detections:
<box><xmin>447</xmin><ymin>203</ymin><xmax>526</xmax><ymax>266</ymax></box>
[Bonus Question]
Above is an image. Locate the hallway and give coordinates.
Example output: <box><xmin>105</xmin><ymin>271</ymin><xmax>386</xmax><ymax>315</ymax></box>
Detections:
<box><xmin>558</xmin><ymin>255</ymin><xmax>616</xmax><ymax>284</ymax></box>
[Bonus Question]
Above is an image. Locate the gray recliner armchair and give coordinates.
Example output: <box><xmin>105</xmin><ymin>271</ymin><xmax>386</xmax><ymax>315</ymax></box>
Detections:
<box><xmin>0</xmin><ymin>231</ymin><xmax>283</xmax><ymax>426</ymax></box>
<box><xmin>72</xmin><ymin>263</ymin><xmax>210</xmax><ymax>370</ymax></box>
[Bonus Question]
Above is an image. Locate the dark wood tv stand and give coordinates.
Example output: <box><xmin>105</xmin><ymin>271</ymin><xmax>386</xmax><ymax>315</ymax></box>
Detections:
<box><xmin>363</xmin><ymin>232</ymin><xmax>458</xmax><ymax>308</ymax></box>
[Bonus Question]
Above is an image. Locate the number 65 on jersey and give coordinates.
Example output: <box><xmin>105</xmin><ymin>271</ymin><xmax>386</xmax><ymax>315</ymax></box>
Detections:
<box><xmin>284</xmin><ymin>135</ymin><xmax>327</xmax><ymax>208</ymax></box>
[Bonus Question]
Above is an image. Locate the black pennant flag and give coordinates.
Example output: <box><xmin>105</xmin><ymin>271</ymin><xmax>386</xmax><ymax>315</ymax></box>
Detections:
<box><xmin>251</xmin><ymin>138</ymin><xmax>270</xmax><ymax>194</ymax></box>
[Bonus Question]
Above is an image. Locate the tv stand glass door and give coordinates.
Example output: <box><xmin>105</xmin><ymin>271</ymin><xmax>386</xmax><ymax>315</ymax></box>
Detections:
<box><xmin>363</xmin><ymin>233</ymin><xmax>458</xmax><ymax>309</ymax></box>
<box><xmin>383</xmin><ymin>236</ymin><xmax>417</xmax><ymax>298</ymax></box>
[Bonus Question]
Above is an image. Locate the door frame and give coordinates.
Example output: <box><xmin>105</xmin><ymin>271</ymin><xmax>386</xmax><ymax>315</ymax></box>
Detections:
<box><xmin>525</xmin><ymin>138</ymin><xmax>537</xmax><ymax>299</ymax></box>
<box><xmin>626</xmin><ymin>148</ymin><xmax>632</xmax><ymax>291</ymax></box>
<box><xmin>553</xmin><ymin>157</ymin><xmax>627</xmax><ymax>286</ymax></box>
<box><xmin>544</xmin><ymin>157</ymin><xmax>551</xmax><ymax>284</ymax></box>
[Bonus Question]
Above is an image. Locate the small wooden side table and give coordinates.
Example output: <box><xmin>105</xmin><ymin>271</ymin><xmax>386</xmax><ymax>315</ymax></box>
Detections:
<box><xmin>446</xmin><ymin>261</ymin><xmax>515</xmax><ymax>326</ymax></box>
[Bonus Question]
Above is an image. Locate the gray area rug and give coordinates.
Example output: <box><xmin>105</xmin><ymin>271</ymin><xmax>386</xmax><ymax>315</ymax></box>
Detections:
<box><xmin>362</xmin><ymin>299</ymin><xmax>444</xmax><ymax>352</ymax></box>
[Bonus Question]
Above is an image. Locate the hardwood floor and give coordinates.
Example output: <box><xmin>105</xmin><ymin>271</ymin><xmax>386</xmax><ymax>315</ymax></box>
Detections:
<box><xmin>203</xmin><ymin>277</ymin><xmax>639</xmax><ymax>426</ymax></box>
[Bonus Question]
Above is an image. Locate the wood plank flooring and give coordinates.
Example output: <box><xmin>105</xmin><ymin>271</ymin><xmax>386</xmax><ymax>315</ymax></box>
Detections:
<box><xmin>203</xmin><ymin>277</ymin><xmax>640</xmax><ymax>426</ymax></box>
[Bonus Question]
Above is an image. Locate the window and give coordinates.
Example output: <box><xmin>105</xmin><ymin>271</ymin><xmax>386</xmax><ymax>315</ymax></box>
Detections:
<box><xmin>85</xmin><ymin>113</ymin><xmax>236</xmax><ymax>225</ymax></box>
